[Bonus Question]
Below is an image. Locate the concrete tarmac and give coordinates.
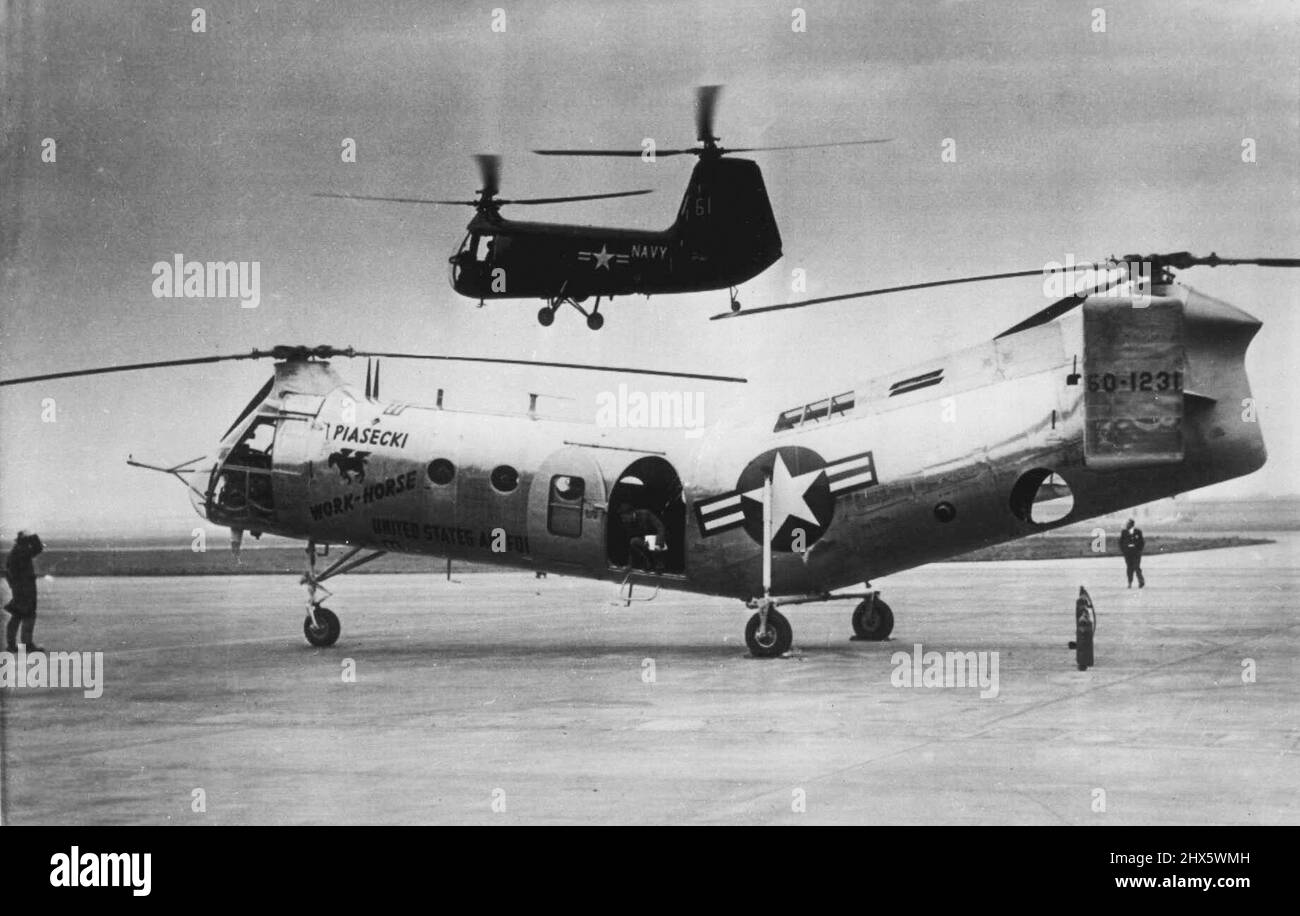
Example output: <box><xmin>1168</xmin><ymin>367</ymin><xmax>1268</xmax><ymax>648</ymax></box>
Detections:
<box><xmin>3</xmin><ymin>537</ymin><xmax>1297</xmax><ymax>824</ymax></box>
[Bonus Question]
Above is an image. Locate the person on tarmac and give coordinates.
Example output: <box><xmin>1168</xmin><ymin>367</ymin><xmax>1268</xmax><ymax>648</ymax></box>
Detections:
<box><xmin>1119</xmin><ymin>518</ymin><xmax>1146</xmax><ymax>588</ymax></box>
<box><xmin>4</xmin><ymin>530</ymin><xmax>46</xmax><ymax>652</ymax></box>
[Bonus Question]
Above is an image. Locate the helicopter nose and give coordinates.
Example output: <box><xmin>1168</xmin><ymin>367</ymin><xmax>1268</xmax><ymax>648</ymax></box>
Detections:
<box><xmin>186</xmin><ymin>456</ymin><xmax>222</xmax><ymax>522</ymax></box>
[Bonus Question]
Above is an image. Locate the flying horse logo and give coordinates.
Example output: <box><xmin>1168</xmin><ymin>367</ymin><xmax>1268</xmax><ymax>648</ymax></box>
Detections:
<box><xmin>327</xmin><ymin>449</ymin><xmax>370</xmax><ymax>483</ymax></box>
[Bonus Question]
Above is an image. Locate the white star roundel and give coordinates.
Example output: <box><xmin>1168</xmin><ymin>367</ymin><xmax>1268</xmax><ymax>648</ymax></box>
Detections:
<box><xmin>693</xmin><ymin>446</ymin><xmax>879</xmax><ymax>552</ymax></box>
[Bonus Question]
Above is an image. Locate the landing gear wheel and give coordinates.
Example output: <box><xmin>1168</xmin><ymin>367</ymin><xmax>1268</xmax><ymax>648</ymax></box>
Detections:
<box><xmin>852</xmin><ymin>597</ymin><xmax>894</xmax><ymax>640</ymax></box>
<box><xmin>586</xmin><ymin>312</ymin><xmax>605</xmax><ymax>331</ymax></box>
<box><xmin>745</xmin><ymin>608</ymin><xmax>793</xmax><ymax>658</ymax></box>
<box><xmin>730</xmin><ymin>298</ymin><xmax>741</xmax><ymax>313</ymax></box>
<box><xmin>304</xmin><ymin>607</ymin><xmax>341</xmax><ymax>647</ymax></box>
<box><xmin>537</xmin><ymin>307</ymin><xmax>555</xmax><ymax>327</ymax></box>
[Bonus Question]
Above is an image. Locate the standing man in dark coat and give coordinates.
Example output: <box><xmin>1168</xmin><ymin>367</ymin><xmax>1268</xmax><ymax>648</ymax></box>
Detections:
<box><xmin>5</xmin><ymin>531</ymin><xmax>46</xmax><ymax>652</ymax></box>
<box><xmin>1119</xmin><ymin>518</ymin><xmax>1145</xmax><ymax>589</ymax></box>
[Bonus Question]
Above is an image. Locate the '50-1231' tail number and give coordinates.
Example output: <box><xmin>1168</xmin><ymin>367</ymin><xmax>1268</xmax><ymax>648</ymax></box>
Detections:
<box><xmin>1087</xmin><ymin>370</ymin><xmax>1183</xmax><ymax>393</ymax></box>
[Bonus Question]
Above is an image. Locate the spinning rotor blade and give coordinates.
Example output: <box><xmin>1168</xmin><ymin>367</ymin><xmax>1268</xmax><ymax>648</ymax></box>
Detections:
<box><xmin>534</xmin><ymin>84</ymin><xmax>889</xmax><ymax>159</ymax></box>
<box><xmin>533</xmin><ymin>148</ymin><xmax>696</xmax><ymax>158</ymax></box>
<box><xmin>0</xmin><ymin>345</ymin><xmax>747</xmax><ymax>388</ymax></box>
<box><xmin>474</xmin><ymin>153</ymin><xmax>501</xmax><ymax>198</ymax></box>
<box><xmin>533</xmin><ymin>142</ymin><xmax>889</xmax><ymax>157</ymax></box>
<box><xmin>725</xmin><ymin>139</ymin><xmax>893</xmax><ymax>153</ymax></box>
<box><xmin>312</xmin><ymin>192</ymin><xmax>478</xmax><ymax>206</ymax></box>
<box><xmin>501</xmin><ymin>189</ymin><xmax>654</xmax><ymax>205</ymax></box>
<box><xmin>696</xmin><ymin>84</ymin><xmax>721</xmax><ymax>143</ymax></box>
<box><xmin>314</xmin><ymin>189</ymin><xmax>652</xmax><ymax>207</ymax></box>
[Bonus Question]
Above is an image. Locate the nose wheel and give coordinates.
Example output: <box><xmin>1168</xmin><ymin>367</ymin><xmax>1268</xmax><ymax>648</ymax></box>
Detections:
<box><xmin>298</xmin><ymin>542</ymin><xmax>388</xmax><ymax>647</ymax></box>
<box><xmin>744</xmin><ymin>602</ymin><xmax>792</xmax><ymax>658</ymax></box>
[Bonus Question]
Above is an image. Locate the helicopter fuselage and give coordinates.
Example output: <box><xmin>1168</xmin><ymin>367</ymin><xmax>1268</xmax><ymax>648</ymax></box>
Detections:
<box><xmin>450</xmin><ymin>157</ymin><xmax>784</xmax><ymax>304</ymax></box>
<box><xmin>200</xmin><ymin>283</ymin><xmax>1265</xmax><ymax>602</ymax></box>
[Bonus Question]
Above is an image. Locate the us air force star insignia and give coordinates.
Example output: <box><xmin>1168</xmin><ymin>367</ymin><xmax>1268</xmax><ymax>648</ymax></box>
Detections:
<box><xmin>741</xmin><ymin>453</ymin><xmax>822</xmax><ymax>530</ymax></box>
<box><xmin>593</xmin><ymin>244</ymin><xmax>614</xmax><ymax>270</ymax></box>
<box><xmin>693</xmin><ymin>446</ymin><xmax>880</xmax><ymax>551</ymax></box>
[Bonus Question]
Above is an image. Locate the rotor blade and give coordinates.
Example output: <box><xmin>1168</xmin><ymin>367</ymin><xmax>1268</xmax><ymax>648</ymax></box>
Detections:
<box><xmin>995</xmin><ymin>271</ymin><xmax>1133</xmax><ymax>339</ymax></box>
<box><xmin>501</xmin><ymin>189</ymin><xmax>654</xmax><ymax>205</ymax></box>
<box><xmin>696</xmin><ymin>84</ymin><xmax>722</xmax><ymax>143</ymax></box>
<box><xmin>349</xmin><ymin>351</ymin><xmax>745</xmax><ymax>384</ymax></box>
<box><xmin>1224</xmin><ymin>257</ymin><xmax>1300</xmax><ymax>267</ymax></box>
<box><xmin>0</xmin><ymin>344</ymin><xmax>367</xmax><ymax>388</ymax></box>
<box><xmin>0</xmin><ymin>352</ymin><xmax>263</xmax><ymax>387</ymax></box>
<box><xmin>313</xmin><ymin>192</ymin><xmax>474</xmax><ymax>206</ymax></box>
<box><xmin>710</xmin><ymin>263</ymin><xmax>1116</xmax><ymax>320</ymax></box>
<box><xmin>532</xmin><ymin>148</ymin><xmax>694</xmax><ymax>158</ymax></box>
<box><xmin>726</xmin><ymin>138</ymin><xmax>893</xmax><ymax>153</ymax></box>
<box><xmin>1145</xmin><ymin>252</ymin><xmax>1300</xmax><ymax>270</ymax></box>
<box><xmin>474</xmin><ymin>154</ymin><xmax>501</xmax><ymax>198</ymax></box>
<box><xmin>1</xmin><ymin>346</ymin><xmax>747</xmax><ymax>388</ymax></box>
<box><xmin>991</xmin><ymin>253</ymin><xmax>1300</xmax><ymax>337</ymax></box>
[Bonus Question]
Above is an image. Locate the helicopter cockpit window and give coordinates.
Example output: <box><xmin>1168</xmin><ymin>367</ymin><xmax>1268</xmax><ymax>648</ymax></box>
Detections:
<box><xmin>228</xmin><ymin>418</ymin><xmax>275</xmax><ymax>467</ymax></box>
<box><xmin>213</xmin><ymin>417</ymin><xmax>277</xmax><ymax>518</ymax></box>
<box><xmin>474</xmin><ymin>234</ymin><xmax>496</xmax><ymax>263</ymax></box>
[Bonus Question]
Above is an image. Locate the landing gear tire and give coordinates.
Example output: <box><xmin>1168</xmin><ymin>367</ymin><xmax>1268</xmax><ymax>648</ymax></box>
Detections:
<box><xmin>586</xmin><ymin>312</ymin><xmax>605</xmax><ymax>331</ymax></box>
<box><xmin>304</xmin><ymin>607</ymin><xmax>341</xmax><ymax>647</ymax></box>
<box><xmin>537</xmin><ymin>307</ymin><xmax>555</xmax><ymax>327</ymax></box>
<box><xmin>852</xmin><ymin>598</ymin><xmax>894</xmax><ymax>641</ymax></box>
<box><xmin>745</xmin><ymin>608</ymin><xmax>792</xmax><ymax>658</ymax></box>
<box><xmin>730</xmin><ymin>298</ymin><xmax>741</xmax><ymax>313</ymax></box>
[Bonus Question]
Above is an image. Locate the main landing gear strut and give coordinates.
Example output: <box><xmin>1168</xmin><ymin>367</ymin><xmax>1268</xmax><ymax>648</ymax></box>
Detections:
<box><xmin>740</xmin><ymin>473</ymin><xmax>894</xmax><ymax>658</ymax></box>
<box><xmin>538</xmin><ymin>295</ymin><xmax>605</xmax><ymax>330</ymax></box>
<box><xmin>743</xmin><ymin>590</ymin><xmax>895</xmax><ymax>658</ymax></box>
<box><xmin>300</xmin><ymin>541</ymin><xmax>387</xmax><ymax>647</ymax></box>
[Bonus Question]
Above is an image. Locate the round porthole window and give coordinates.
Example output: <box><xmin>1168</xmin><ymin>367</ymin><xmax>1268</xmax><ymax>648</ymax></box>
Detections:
<box><xmin>1010</xmin><ymin>469</ymin><xmax>1074</xmax><ymax>525</ymax></box>
<box><xmin>427</xmin><ymin>458</ymin><xmax>455</xmax><ymax>485</ymax></box>
<box><xmin>491</xmin><ymin>464</ymin><xmax>519</xmax><ymax>493</ymax></box>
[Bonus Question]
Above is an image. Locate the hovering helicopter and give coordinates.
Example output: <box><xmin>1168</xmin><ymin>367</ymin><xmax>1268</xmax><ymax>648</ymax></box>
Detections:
<box><xmin>1</xmin><ymin>252</ymin><xmax>1292</xmax><ymax>657</ymax></box>
<box><xmin>315</xmin><ymin>86</ymin><xmax>888</xmax><ymax>329</ymax></box>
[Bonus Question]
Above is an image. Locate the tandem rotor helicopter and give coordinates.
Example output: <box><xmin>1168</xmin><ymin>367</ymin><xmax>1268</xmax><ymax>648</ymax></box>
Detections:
<box><xmin>3</xmin><ymin>251</ymin><xmax>1294</xmax><ymax>657</ymax></box>
<box><xmin>314</xmin><ymin>86</ymin><xmax>888</xmax><ymax>329</ymax></box>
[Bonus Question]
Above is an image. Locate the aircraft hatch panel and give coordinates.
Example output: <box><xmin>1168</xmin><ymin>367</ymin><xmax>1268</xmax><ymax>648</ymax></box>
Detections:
<box><xmin>1082</xmin><ymin>298</ymin><xmax>1186</xmax><ymax>468</ymax></box>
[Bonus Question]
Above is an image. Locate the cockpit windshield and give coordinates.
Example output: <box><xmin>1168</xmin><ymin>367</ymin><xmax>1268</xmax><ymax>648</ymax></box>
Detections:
<box><xmin>208</xmin><ymin>416</ymin><xmax>278</xmax><ymax>523</ymax></box>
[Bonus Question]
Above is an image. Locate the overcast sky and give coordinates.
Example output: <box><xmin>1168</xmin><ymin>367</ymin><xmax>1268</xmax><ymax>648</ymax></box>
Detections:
<box><xmin>2</xmin><ymin>0</ymin><xmax>1297</xmax><ymax>538</ymax></box>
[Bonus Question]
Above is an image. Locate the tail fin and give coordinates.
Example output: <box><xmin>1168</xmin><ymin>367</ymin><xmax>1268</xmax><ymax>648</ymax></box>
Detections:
<box><xmin>671</xmin><ymin>158</ymin><xmax>782</xmax><ymax>285</ymax></box>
